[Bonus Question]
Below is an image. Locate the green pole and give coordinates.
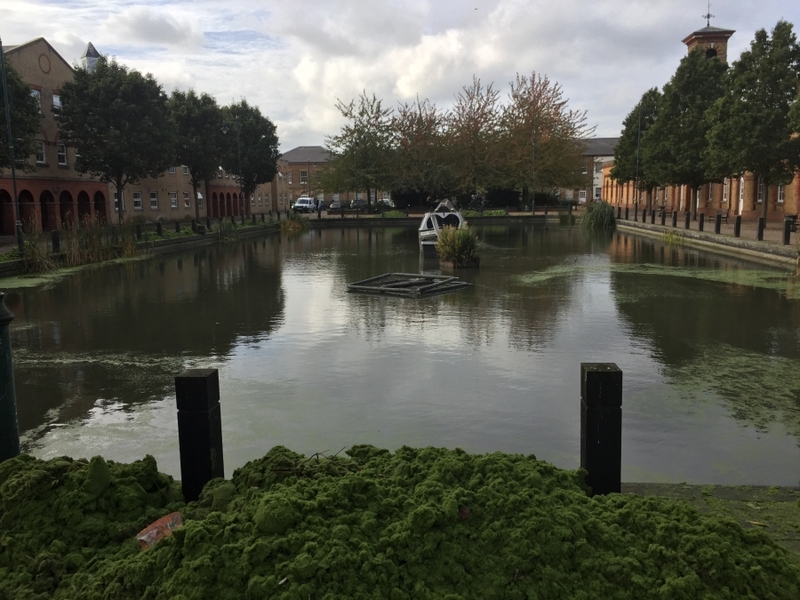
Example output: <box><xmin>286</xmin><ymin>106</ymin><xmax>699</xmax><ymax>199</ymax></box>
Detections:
<box><xmin>0</xmin><ymin>292</ymin><xmax>20</xmax><ymax>461</ymax></box>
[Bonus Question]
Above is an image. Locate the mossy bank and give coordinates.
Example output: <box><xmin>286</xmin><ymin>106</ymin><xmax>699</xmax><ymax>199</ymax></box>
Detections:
<box><xmin>1</xmin><ymin>446</ymin><xmax>799</xmax><ymax>599</ymax></box>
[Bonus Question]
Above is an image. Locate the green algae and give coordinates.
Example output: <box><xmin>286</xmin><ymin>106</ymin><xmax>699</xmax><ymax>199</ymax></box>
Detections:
<box><xmin>2</xmin><ymin>446</ymin><xmax>800</xmax><ymax>599</ymax></box>
<box><xmin>518</xmin><ymin>262</ymin><xmax>800</xmax><ymax>299</ymax></box>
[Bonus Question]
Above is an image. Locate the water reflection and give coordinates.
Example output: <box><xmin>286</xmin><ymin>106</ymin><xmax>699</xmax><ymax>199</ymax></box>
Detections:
<box><xmin>2</xmin><ymin>224</ymin><xmax>798</xmax><ymax>485</ymax></box>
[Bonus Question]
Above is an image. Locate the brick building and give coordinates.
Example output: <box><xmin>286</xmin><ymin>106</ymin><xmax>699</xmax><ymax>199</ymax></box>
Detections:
<box><xmin>0</xmin><ymin>38</ymin><xmax>108</xmax><ymax>235</ymax></box>
<box><xmin>603</xmin><ymin>22</ymin><xmax>800</xmax><ymax>220</ymax></box>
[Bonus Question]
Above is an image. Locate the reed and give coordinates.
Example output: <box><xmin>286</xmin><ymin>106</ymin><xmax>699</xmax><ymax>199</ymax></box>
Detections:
<box><xmin>436</xmin><ymin>225</ymin><xmax>478</xmax><ymax>264</ymax></box>
<box><xmin>580</xmin><ymin>201</ymin><xmax>616</xmax><ymax>231</ymax></box>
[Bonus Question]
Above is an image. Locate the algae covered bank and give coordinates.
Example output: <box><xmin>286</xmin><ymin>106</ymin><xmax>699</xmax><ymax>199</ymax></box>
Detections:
<box><xmin>1</xmin><ymin>446</ymin><xmax>799</xmax><ymax>599</ymax></box>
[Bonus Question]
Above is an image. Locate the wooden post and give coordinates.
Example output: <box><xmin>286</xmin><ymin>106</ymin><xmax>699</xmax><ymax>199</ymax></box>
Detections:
<box><xmin>714</xmin><ymin>213</ymin><xmax>721</xmax><ymax>234</ymax></box>
<box><xmin>734</xmin><ymin>215</ymin><xmax>741</xmax><ymax>237</ymax></box>
<box><xmin>783</xmin><ymin>218</ymin><xmax>792</xmax><ymax>245</ymax></box>
<box><xmin>157</xmin><ymin>222</ymin><xmax>163</xmax><ymax>237</ymax></box>
<box><xmin>661</xmin><ymin>210</ymin><xmax>666</xmax><ymax>226</ymax></box>
<box><xmin>624</xmin><ymin>206</ymin><xmax>629</xmax><ymax>220</ymax></box>
<box><xmin>616</xmin><ymin>206</ymin><xmax>620</xmax><ymax>219</ymax></box>
<box><xmin>671</xmin><ymin>211</ymin><xmax>678</xmax><ymax>228</ymax></box>
<box><xmin>175</xmin><ymin>220</ymin><xmax>180</xmax><ymax>233</ymax></box>
<box><xmin>175</xmin><ymin>369</ymin><xmax>224</xmax><ymax>502</ymax></box>
<box><xmin>650</xmin><ymin>208</ymin><xmax>655</xmax><ymax>224</ymax></box>
<box><xmin>757</xmin><ymin>217</ymin><xmax>765</xmax><ymax>241</ymax></box>
<box><xmin>0</xmin><ymin>293</ymin><xmax>20</xmax><ymax>462</ymax></box>
<box><xmin>699</xmin><ymin>213</ymin><xmax>705</xmax><ymax>232</ymax></box>
<box><xmin>192</xmin><ymin>219</ymin><xmax>198</xmax><ymax>233</ymax></box>
<box><xmin>206</xmin><ymin>217</ymin><xmax>211</xmax><ymax>230</ymax></box>
<box><xmin>633</xmin><ymin>202</ymin><xmax>638</xmax><ymax>222</ymax></box>
<box><xmin>684</xmin><ymin>212</ymin><xmax>690</xmax><ymax>230</ymax></box>
<box><xmin>580</xmin><ymin>363</ymin><xmax>622</xmax><ymax>495</ymax></box>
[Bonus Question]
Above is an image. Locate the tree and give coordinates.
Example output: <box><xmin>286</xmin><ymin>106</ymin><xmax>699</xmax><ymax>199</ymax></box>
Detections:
<box><xmin>500</xmin><ymin>72</ymin><xmax>591</xmax><ymax>205</ymax></box>
<box><xmin>705</xmin><ymin>20</ymin><xmax>800</xmax><ymax>219</ymax></box>
<box><xmin>390</xmin><ymin>96</ymin><xmax>452</xmax><ymax>203</ymax></box>
<box><xmin>610</xmin><ymin>88</ymin><xmax>662</xmax><ymax>208</ymax></box>
<box><xmin>220</xmin><ymin>100</ymin><xmax>280</xmax><ymax>209</ymax></box>
<box><xmin>169</xmin><ymin>90</ymin><xmax>224</xmax><ymax>222</ymax></box>
<box><xmin>790</xmin><ymin>88</ymin><xmax>800</xmax><ymax>133</ymax></box>
<box><xmin>56</xmin><ymin>56</ymin><xmax>173</xmax><ymax>224</ymax></box>
<box><xmin>321</xmin><ymin>92</ymin><xmax>394</xmax><ymax>206</ymax></box>
<box><xmin>643</xmin><ymin>48</ymin><xmax>727</xmax><ymax>218</ymax></box>
<box><xmin>0</xmin><ymin>57</ymin><xmax>42</xmax><ymax>171</ymax></box>
<box><xmin>445</xmin><ymin>77</ymin><xmax>502</xmax><ymax>200</ymax></box>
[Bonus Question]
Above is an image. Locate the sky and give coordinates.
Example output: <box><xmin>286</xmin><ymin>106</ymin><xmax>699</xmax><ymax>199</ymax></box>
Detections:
<box><xmin>4</xmin><ymin>0</ymin><xmax>800</xmax><ymax>153</ymax></box>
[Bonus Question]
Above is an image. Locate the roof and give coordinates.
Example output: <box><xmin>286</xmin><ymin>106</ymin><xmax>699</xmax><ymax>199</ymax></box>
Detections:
<box><xmin>1</xmin><ymin>37</ymin><xmax>74</xmax><ymax>73</ymax></box>
<box><xmin>81</xmin><ymin>42</ymin><xmax>100</xmax><ymax>59</ymax></box>
<box><xmin>280</xmin><ymin>146</ymin><xmax>330</xmax><ymax>164</ymax></box>
<box><xmin>581</xmin><ymin>137</ymin><xmax>618</xmax><ymax>157</ymax></box>
<box><xmin>682</xmin><ymin>25</ymin><xmax>735</xmax><ymax>43</ymax></box>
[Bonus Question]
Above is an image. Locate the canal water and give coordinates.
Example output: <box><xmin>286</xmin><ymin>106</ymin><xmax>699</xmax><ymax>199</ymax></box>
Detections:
<box><xmin>3</xmin><ymin>223</ymin><xmax>799</xmax><ymax>485</ymax></box>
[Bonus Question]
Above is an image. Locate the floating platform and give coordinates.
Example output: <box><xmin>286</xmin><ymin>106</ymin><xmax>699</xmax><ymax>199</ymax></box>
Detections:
<box><xmin>347</xmin><ymin>273</ymin><xmax>471</xmax><ymax>297</ymax></box>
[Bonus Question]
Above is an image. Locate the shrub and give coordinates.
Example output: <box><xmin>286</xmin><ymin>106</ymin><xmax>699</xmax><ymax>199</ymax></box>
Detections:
<box><xmin>436</xmin><ymin>225</ymin><xmax>478</xmax><ymax>263</ymax></box>
<box><xmin>280</xmin><ymin>212</ymin><xmax>309</xmax><ymax>234</ymax></box>
<box><xmin>463</xmin><ymin>209</ymin><xmax>507</xmax><ymax>217</ymax></box>
<box><xmin>581</xmin><ymin>200</ymin><xmax>616</xmax><ymax>231</ymax></box>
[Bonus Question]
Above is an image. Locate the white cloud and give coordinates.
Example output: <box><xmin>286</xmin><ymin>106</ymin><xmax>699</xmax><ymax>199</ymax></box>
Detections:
<box><xmin>4</xmin><ymin>0</ymin><xmax>800</xmax><ymax>149</ymax></box>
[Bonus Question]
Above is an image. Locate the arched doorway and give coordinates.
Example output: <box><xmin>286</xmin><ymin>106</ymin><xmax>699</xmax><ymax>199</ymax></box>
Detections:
<box><xmin>77</xmin><ymin>191</ymin><xmax>92</xmax><ymax>223</ymax></box>
<box><xmin>39</xmin><ymin>190</ymin><xmax>55</xmax><ymax>231</ymax></box>
<box><xmin>93</xmin><ymin>191</ymin><xmax>107</xmax><ymax>223</ymax></box>
<box><xmin>211</xmin><ymin>193</ymin><xmax>218</xmax><ymax>218</ymax></box>
<box><xmin>19</xmin><ymin>190</ymin><xmax>36</xmax><ymax>232</ymax></box>
<box><xmin>0</xmin><ymin>190</ymin><xmax>11</xmax><ymax>235</ymax></box>
<box><xmin>59</xmin><ymin>191</ymin><xmax>75</xmax><ymax>228</ymax></box>
<box><xmin>225</xmin><ymin>193</ymin><xmax>232</xmax><ymax>217</ymax></box>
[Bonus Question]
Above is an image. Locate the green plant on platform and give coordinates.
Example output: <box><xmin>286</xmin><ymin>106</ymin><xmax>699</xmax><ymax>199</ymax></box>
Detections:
<box><xmin>280</xmin><ymin>212</ymin><xmax>310</xmax><ymax>234</ymax></box>
<box><xmin>580</xmin><ymin>200</ymin><xmax>615</xmax><ymax>231</ymax></box>
<box><xmin>436</xmin><ymin>225</ymin><xmax>478</xmax><ymax>263</ymax></box>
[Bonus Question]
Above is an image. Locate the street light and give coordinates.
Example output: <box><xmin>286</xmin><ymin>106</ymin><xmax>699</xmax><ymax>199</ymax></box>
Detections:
<box><xmin>221</xmin><ymin>117</ymin><xmax>243</xmax><ymax>218</ymax></box>
<box><xmin>0</xmin><ymin>36</ymin><xmax>24</xmax><ymax>255</ymax></box>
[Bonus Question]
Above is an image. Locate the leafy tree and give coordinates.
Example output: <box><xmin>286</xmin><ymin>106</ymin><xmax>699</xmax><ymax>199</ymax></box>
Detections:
<box><xmin>705</xmin><ymin>20</ymin><xmax>800</xmax><ymax>218</ymax></box>
<box><xmin>445</xmin><ymin>77</ymin><xmax>501</xmax><ymax>200</ymax></box>
<box><xmin>643</xmin><ymin>48</ymin><xmax>727</xmax><ymax>218</ymax></box>
<box><xmin>321</xmin><ymin>92</ymin><xmax>394</xmax><ymax>206</ymax></box>
<box><xmin>169</xmin><ymin>90</ymin><xmax>224</xmax><ymax>221</ymax></box>
<box><xmin>610</xmin><ymin>88</ymin><xmax>662</xmax><ymax>208</ymax></box>
<box><xmin>790</xmin><ymin>88</ymin><xmax>800</xmax><ymax>133</ymax></box>
<box><xmin>56</xmin><ymin>56</ymin><xmax>174</xmax><ymax>224</ymax></box>
<box><xmin>0</xmin><ymin>58</ymin><xmax>42</xmax><ymax>171</ymax></box>
<box><xmin>220</xmin><ymin>100</ymin><xmax>280</xmax><ymax>211</ymax></box>
<box><xmin>390</xmin><ymin>96</ymin><xmax>452</xmax><ymax>203</ymax></box>
<box><xmin>500</xmin><ymin>72</ymin><xmax>591</xmax><ymax>206</ymax></box>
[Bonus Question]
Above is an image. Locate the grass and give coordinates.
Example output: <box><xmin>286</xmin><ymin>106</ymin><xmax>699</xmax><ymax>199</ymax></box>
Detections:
<box><xmin>462</xmin><ymin>209</ymin><xmax>507</xmax><ymax>217</ymax></box>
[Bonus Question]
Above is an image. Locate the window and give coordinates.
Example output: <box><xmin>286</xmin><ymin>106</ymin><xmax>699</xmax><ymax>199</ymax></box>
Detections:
<box><xmin>756</xmin><ymin>177</ymin><xmax>764</xmax><ymax>203</ymax></box>
<box><xmin>133</xmin><ymin>192</ymin><xmax>142</xmax><ymax>210</ymax></box>
<box><xmin>581</xmin><ymin>163</ymin><xmax>588</xmax><ymax>175</ymax></box>
<box><xmin>114</xmin><ymin>191</ymin><xmax>124</xmax><ymax>211</ymax></box>
<box><xmin>170</xmin><ymin>192</ymin><xmax>178</xmax><ymax>209</ymax></box>
<box><xmin>182</xmin><ymin>165</ymin><xmax>189</xmax><ymax>175</ymax></box>
<box><xmin>30</xmin><ymin>89</ymin><xmax>41</xmax><ymax>112</ymax></box>
<box><xmin>218</xmin><ymin>168</ymin><xmax>224</xmax><ymax>179</ymax></box>
<box><xmin>300</xmin><ymin>170</ymin><xmax>308</xmax><ymax>184</ymax></box>
<box><xmin>169</xmin><ymin>166</ymin><xmax>176</xmax><ymax>174</ymax></box>
<box><xmin>150</xmin><ymin>192</ymin><xmax>158</xmax><ymax>209</ymax></box>
<box><xmin>52</xmin><ymin>94</ymin><xmax>61</xmax><ymax>111</ymax></box>
<box><xmin>257</xmin><ymin>195</ymin><xmax>262</xmax><ymax>206</ymax></box>
<box><xmin>594</xmin><ymin>161</ymin><xmax>602</xmax><ymax>173</ymax></box>
<box><xmin>578</xmin><ymin>190</ymin><xmax>587</xmax><ymax>201</ymax></box>
<box><xmin>197</xmin><ymin>193</ymin><xmax>202</xmax><ymax>207</ymax></box>
<box><xmin>722</xmin><ymin>178</ymin><xmax>728</xmax><ymax>203</ymax></box>
<box><xmin>57</xmin><ymin>143</ymin><xmax>67</xmax><ymax>166</ymax></box>
<box><xmin>778</xmin><ymin>185</ymin><xmax>785</xmax><ymax>204</ymax></box>
<box><xmin>250</xmin><ymin>194</ymin><xmax>255</xmax><ymax>206</ymax></box>
<box><xmin>595</xmin><ymin>187</ymin><xmax>601</xmax><ymax>198</ymax></box>
<box><xmin>288</xmin><ymin>171</ymin><xmax>292</xmax><ymax>184</ymax></box>
<box><xmin>183</xmin><ymin>192</ymin><xmax>191</xmax><ymax>208</ymax></box>
<box><xmin>35</xmin><ymin>140</ymin><xmax>46</xmax><ymax>164</ymax></box>
<box><xmin>265</xmin><ymin>193</ymin><xmax>269</xmax><ymax>203</ymax></box>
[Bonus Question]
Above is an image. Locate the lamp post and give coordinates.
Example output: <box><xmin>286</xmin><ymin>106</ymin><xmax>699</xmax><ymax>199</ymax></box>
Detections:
<box><xmin>531</xmin><ymin>133</ymin><xmax>537</xmax><ymax>215</ymax></box>
<box><xmin>221</xmin><ymin>117</ymin><xmax>243</xmax><ymax>218</ymax></box>
<box><xmin>0</xmin><ymin>37</ymin><xmax>24</xmax><ymax>255</ymax></box>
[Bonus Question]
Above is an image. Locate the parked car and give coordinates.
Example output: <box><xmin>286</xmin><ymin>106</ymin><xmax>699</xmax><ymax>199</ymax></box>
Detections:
<box><xmin>378</xmin><ymin>198</ymin><xmax>395</xmax><ymax>208</ymax></box>
<box><xmin>329</xmin><ymin>200</ymin><xmax>343</xmax><ymax>210</ymax></box>
<box><xmin>292</xmin><ymin>197</ymin><xmax>316</xmax><ymax>213</ymax></box>
<box><xmin>350</xmin><ymin>198</ymin><xmax>367</xmax><ymax>209</ymax></box>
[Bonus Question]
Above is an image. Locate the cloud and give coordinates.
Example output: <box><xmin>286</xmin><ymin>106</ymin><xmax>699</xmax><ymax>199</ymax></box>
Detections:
<box><xmin>102</xmin><ymin>5</ymin><xmax>204</xmax><ymax>50</ymax></box>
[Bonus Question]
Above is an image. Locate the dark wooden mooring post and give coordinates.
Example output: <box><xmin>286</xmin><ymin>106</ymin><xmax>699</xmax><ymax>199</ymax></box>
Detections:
<box><xmin>175</xmin><ymin>369</ymin><xmax>224</xmax><ymax>502</ymax></box>
<box><xmin>757</xmin><ymin>216</ymin><xmax>765</xmax><ymax>241</ymax></box>
<box><xmin>671</xmin><ymin>211</ymin><xmax>678</xmax><ymax>228</ymax></box>
<box><xmin>650</xmin><ymin>208</ymin><xmax>655</xmax><ymax>224</ymax></box>
<box><xmin>157</xmin><ymin>221</ymin><xmax>163</xmax><ymax>237</ymax></box>
<box><xmin>175</xmin><ymin>220</ymin><xmax>181</xmax><ymax>233</ymax></box>
<box><xmin>714</xmin><ymin>213</ymin><xmax>722</xmax><ymax>234</ymax></box>
<box><xmin>734</xmin><ymin>215</ymin><xmax>741</xmax><ymax>237</ymax></box>
<box><xmin>684</xmin><ymin>212</ymin><xmax>690</xmax><ymax>230</ymax></box>
<box><xmin>660</xmin><ymin>210</ymin><xmax>666</xmax><ymax>226</ymax></box>
<box><xmin>699</xmin><ymin>213</ymin><xmax>705</xmax><ymax>232</ymax></box>
<box><xmin>0</xmin><ymin>293</ymin><xmax>20</xmax><ymax>462</ymax></box>
<box><xmin>580</xmin><ymin>363</ymin><xmax>622</xmax><ymax>495</ymax></box>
